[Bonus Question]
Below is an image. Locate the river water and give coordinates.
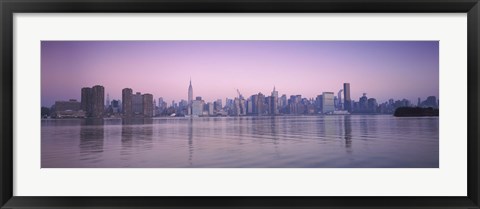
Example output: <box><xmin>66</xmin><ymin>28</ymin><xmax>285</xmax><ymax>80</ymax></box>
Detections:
<box><xmin>41</xmin><ymin>115</ymin><xmax>439</xmax><ymax>168</ymax></box>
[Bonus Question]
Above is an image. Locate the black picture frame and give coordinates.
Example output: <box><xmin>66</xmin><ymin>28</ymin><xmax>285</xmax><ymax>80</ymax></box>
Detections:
<box><xmin>1</xmin><ymin>0</ymin><xmax>479</xmax><ymax>208</ymax></box>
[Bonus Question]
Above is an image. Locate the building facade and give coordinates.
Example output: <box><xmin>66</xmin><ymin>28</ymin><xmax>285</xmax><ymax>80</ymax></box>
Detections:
<box><xmin>322</xmin><ymin>92</ymin><xmax>335</xmax><ymax>113</ymax></box>
<box><xmin>122</xmin><ymin>88</ymin><xmax>133</xmax><ymax>117</ymax></box>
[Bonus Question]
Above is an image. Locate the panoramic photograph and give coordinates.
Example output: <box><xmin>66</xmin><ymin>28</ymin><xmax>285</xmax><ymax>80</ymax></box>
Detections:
<box><xmin>41</xmin><ymin>41</ymin><xmax>439</xmax><ymax>168</ymax></box>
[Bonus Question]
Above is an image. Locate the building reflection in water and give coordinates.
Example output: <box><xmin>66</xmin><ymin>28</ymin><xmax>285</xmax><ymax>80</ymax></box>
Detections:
<box><xmin>79</xmin><ymin>118</ymin><xmax>104</xmax><ymax>159</ymax></box>
<box><xmin>188</xmin><ymin>118</ymin><xmax>193</xmax><ymax>166</ymax></box>
<box><xmin>344</xmin><ymin>115</ymin><xmax>352</xmax><ymax>153</ymax></box>
<box><xmin>121</xmin><ymin>118</ymin><xmax>154</xmax><ymax>151</ymax></box>
<box><xmin>269</xmin><ymin>116</ymin><xmax>279</xmax><ymax>143</ymax></box>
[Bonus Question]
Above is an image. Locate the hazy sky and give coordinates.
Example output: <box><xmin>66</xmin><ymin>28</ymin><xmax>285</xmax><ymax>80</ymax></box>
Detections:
<box><xmin>41</xmin><ymin>41</ymin><xmax>438</xmax><ymax>107</ymax></box>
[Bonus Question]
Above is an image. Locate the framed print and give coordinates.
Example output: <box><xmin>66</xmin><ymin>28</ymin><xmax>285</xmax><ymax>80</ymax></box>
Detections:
<box><xmin>1</xmin><ymin>0</ymin><xmax>479</xmax><ymax>208</ymax></box>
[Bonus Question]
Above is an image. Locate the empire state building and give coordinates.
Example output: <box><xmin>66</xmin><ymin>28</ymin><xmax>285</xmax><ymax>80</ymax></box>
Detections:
<box><xmin>188</xmin><ymin>78</ymin><xmax>193</xmax><ymax>115</ymax></box>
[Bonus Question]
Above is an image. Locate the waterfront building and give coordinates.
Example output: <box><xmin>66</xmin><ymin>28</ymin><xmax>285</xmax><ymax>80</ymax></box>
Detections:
<box><xmin>91</xmin><ymin>85</ymin><xmax>105</xmax><ymax>118</ymax></box>
<box><xmin>188</xmin><ymin>78</ymin><xmax>193</xmax><ymax>115</ymax></box>
<box><xmin>344</xmin><ymin>83</ymin><xmax>352</xmax><ymax>112</ymax></box>
<box><xmin>122</xmin><ymin>88</ymin><xmax>133</xmax><ymax>117</ymax></box>
<box><xmin>81</xmin><ymin>87</ymin><xmax>92</xmax><ymax>115</ymax></box>
<box><xmin>233</xmin><ymin>98</ymin><xmax>241</xmax><ymax>116</ymax></box>
<box><xmin>280</xmin><ymin>94</ymin><xmax>287</xmax><ymax>109</ymax></box>
<box><xmin>143</xmin><ymin>93</ymin><xmax>153</xmax><ymax>117</ymax></box>
<box><xmin>54</xmin><ymin>99</ymin><xmax>85</xmax><ymax>118</ymax></box>
<box><xmin>257</xmin><ymin>93</ymin><xmax>265</xmax><ymax>115</ymax></box>
<box><xmin>359</xmin><ymin>93</ymin><xmax>368</xmax><ymax>112</ymax></box>
<box><xmin>80</xmin><ymin>85</ymin><xmax>104</xmax><ymax>118</ymax></box>
<box><xmin>207</xmin><ymin>102</ymin><xmax>214</xmax><ymax>115</ymax></box>
<box><xmin>322</xmin><ymin>92</ymin><xmax>335</xmax><ymax>113</ymax></box>
<box><xmin>132</xmin><ymin>92</ymin><xmax>143</xmax><ymax>115</ymax></box>
<box><xmin>111</xmin><ymin>100</ymin><xmax>120</xmax><ymax>114</ymax></box>
<box><xmin>421</xmin><ymin>96</ymin><xmax>438</xmax><ymax>108</ymax></box>
<box><xmin>315</xmin><ymin>95</ymin><xmax>323</xmax><ymax>113</ymax></box>
<box><xmin>337</xmin><ymin>89</ymin><xmax>343</xmax><ymax>110</ymax></box>
<box><xmin>271</xmin><ymin>86</ymin><xmax>279</xmax><ymax>115</ymax></box>
<box><xmin>247</xmin><ymin>99</ymin><xmax>253</xmax><ymax>114</ymax></box>
<box><xmin>192</xmin><ymin>98</ymin><xmax>204</xmax><ymax>116</ymax></box>
<box><xmin>214</xmin><ymin>99</ymin><xmax>223</xmax><ymax>111</ymax></box>
<box><xmin>251</xmin><ymin>95</ymin><xmax>259</xmax><ymax>114</ymax></box>
<box><xmin>367</xmin><ymin>98</ymin><xmax>378</xmax><ymax>113</ymax></box>
<box><xmin>106</xmin><ymin>93</ymin><xmax>110</xmax><ymax>109</ymax></box>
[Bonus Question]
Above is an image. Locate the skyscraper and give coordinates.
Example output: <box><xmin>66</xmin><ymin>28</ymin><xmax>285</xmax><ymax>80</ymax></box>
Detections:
<box><xmin>91</xmin><ymin>85</ymin><xmax>105</xmax><ymax>118</ymax></box>
<box><xmin>142</xmin><ymin>93</ymin><xmax>153</xmax><ymax>117</ymax></box>
<box><xmin>188</xmin><ymin>78</ymin><xmax>193</xmax><ymax>115</ymax></box>
<box><xmin>122</xmin><ymin>88</ymin><xmax>133</xmax><ymax>117</ymax></box>
<box><xmin>322</xmin><ymin>92</ymin><xmax>335</xmax><ymax>113</ymax></box>
<box><xmin>132</xmin><ymin>92</ymin><xmax>143</xmax><ymax>115</ymax></box>
<box><xmin>343</xmin><ymin>83</ymin><xmax>352</xmax><ymax>112</ymax></box>
<box><xmin>257</xmin><ymin>93</ymin><xmax>265</xmax><ymax>115</ymax></box>
<box><xmin>81</xmin><ymin>87</ymin><xmax>92</xmax><ymax>116</ymax></box>
<box><xmin>271</xmin><ymin>86</ymin><xmax>279</xmax><ymax>115</ymax></box>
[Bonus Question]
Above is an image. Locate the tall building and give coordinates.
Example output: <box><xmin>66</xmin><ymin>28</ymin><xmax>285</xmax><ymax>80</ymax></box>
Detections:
<box><xmin>192</xmin><ymin>97</ymin><xmax>204</xmax><ymax>116</ymax></box>
<box><xmin>271</xmin><ymin>86</ymin><xmax>279</xmax><ymax>115</ymax></box>
<box><xmin>132</xmin><ymin>92</ymin><xmax>143</xmax><ymax>115</ymax></box>
<box><xmin>359</xmin><ymin>93</ymin><xmax>368</xmax><ymax>112</ymax></box>
<box><xmin>106</xmin><ymin>93</ymin><xmax>110</xmax><ymax>108</ymax></box>
<box><xmin>91</xmin><ymin>85</ymin><xmax>105</xmax><ymax>118</ymax></box>
<box><xmin>142</xmin><ymin>93</ymin><xmax>153</xmax><ymax>117</ymax></box>
<box><xmin>343</xmin><ymin>83</ymin><xmax>352</xmax><ymax>112</ymax></box>
<box><xmin>122</xmin><ymin>88</ymin><xmax>133</xmax><ymax>117</ymax></box>
<box><xmin>214</xmin><ymin>99</ymin><xmax>223</xmax><ymax>111</ymax></box>
<box><xmin>81</xmin><ymin>87</ymin><xmax>92</xmax><ymax>115</ymax></box>
<box><xmin>315</xmin><ymin>95</ymin><xmax>323</xmax><ymax>113</ymax></box>
<box><xmin>247</xmin><ymin>99</ymin><xmax>253</xmax><ymax>114</ymax></box>
<box><xmin>367</xmin><ymin>98</ymin><xmax>378</xmax><ymax>113</ymax></box>
<box><xmin>188</xmin><ymin>78</ymin><xmax>193</xmax><ymax>114</ymax></box>
<box><xmin>257</xmin><ymin>93</ymin><xmax>265</xmax><ymax>115</ymax></box>
<box><xmin>207</xmin><ymin>102</ymin><xmax>214</xmax><ymax>115</ymax></box>
<box><xmin>337</xmin><ymin>89</ymin><xmax>343</xmax><ymax>110</ymax></box>
<box><xmin>251</xmin><ymin>95</ymin><xmax>259</xmax><ymax>114</ymax></box>
<box><xmin>322</xmin><ymin>92</ymin><xmax>335</xmax><ymax>113</ymax></box>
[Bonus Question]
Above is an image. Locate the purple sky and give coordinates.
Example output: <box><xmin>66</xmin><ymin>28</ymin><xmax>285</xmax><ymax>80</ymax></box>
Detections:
<box><xmin>41</xmin><ymin>41</ymin><xmax>438</xmax><ymax>107</ymax></box>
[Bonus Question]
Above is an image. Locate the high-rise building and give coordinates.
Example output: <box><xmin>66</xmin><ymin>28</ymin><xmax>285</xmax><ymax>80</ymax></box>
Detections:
<box><xmin>322</xmin><ymin>92</ymin><xmax>335</xmax><ymax>113</ymax></box>
<box><xmin>192</xmin><ymin>98</ymin><xmax>204</xmax><ymax>116</ymax></box>
<box><xmin>132</xmin><ymin>92</ymin><xmax>143</xmax><ymax>115</ymax></box>
<box><xmin>214</xmin><ymin>99</ymin><xmax>222</xmax><ymax>111</ymax></box>
<box><xmin>111</xmin><ymin>100</ymin><xmax>120</xmax><ymax>114</ymax></box>
<box><xmin>315</xmin><ymin>95</ymin><xmax>323</xmax><ymax>113</ymax></box>
<box><xmin>122</xmin><ymin>88</ymin><xmax>133</xmax><ymax>117</ymax></box>
<box><xmin>106</xmin><ymin>93</ymin><xmax>110</xmax><ymax>108</ymax></box>
<box><xmin>257</xmin><ymin>93</ymin><xmax>265</xmax><ymax>115</ymax></box>
<box><xmin>251</xmin><ymin>95</ymin><xmax>259</xmax><ymax>114</ymax></box>
<box><xmin>359</xmin><ymin>93</ymin><xmax>368</xmax><ymax>112</ymax></box>
<box><xmin>367</xmin><ymin>98</ymin><xmax>378</xmax><ymax>113</ymax></box>
<box><xmin>142</xmin><ymin>93</ymin><xmax>153</xmax><ymax>117</ymax></box>
<box><xmin>337</xmin><ymin>89</ymin><xmax>343</xmax><ymax>110</ymax></box>
<box><xmin>188</xmin><ymin>78</ymin><xmax>193</xmax><ymax>114</ymax></box>
<box><xmin>271</xmin><ymin>86</ymin><xmax>279</xmax><ymax>115</ymax></box>
<box><xmin>343</xmin><ymin>83</ymin><xmax>352</xmax><ymax>112</ymax></box>
<box><xmin>81</xmin><ymin>87</ymin><xmax>92</xmax><ymax>116</ymax></box>
<box><xmin>91</xmin><ymin>85</ymin><xmax>105</xmax><ymax>118</ymax></box>
<box><xmin>207</xmin><ymin>102</ymin><xmax>214</xmax><ymax>116</ymax></box>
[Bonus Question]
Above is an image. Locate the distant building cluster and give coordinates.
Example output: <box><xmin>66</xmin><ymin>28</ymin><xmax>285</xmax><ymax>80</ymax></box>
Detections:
<box><xmin>42</xmin><ymin>80</ymin><xmax>439</xmax><ymax>118</ymax></box>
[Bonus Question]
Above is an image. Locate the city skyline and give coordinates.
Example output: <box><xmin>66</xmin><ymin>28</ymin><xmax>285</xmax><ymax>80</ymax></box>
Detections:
<box><xmin>41</xmin><ymin>41</ymin><xmax>439</xmax><ymax>107</ymax></box>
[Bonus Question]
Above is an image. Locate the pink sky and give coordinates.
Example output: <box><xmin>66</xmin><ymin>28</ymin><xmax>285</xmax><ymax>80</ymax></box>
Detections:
<box><xmin>41</xmin><ymin>41</ymin><xmax>438</xmax><ymax>106</ymax></box>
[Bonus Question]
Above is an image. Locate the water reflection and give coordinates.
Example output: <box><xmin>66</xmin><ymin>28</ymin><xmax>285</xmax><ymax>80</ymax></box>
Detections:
<box><xmin>42</xmin><ymin>115</ymin><xmax>439</xmax><ymax>168</ymax></box>
<box><xmin>344</xmin><ymin>116</ymin><xmax>352</xmax><ymax>152</ymax></box>
<box><xmin>188</xmin><ymin>118</ymin><xmax>193</xmax><ymax>165</ymax></box>
<box><xmin>79</xmin><ymin>119</ymin><xmax>104</xmax><ymax>161</ymax></box>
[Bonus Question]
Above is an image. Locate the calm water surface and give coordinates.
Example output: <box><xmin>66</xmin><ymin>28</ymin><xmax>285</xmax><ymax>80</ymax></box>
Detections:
<box><xmin>41</xmin><ymin>115</ymin><xmax>439</xmax><ymax>168</ymax></box>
